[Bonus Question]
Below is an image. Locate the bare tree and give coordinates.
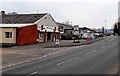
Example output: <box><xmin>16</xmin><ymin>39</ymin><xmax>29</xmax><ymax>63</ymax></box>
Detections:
<box><xmin>62</xmin><ymin>21</ymin><xmax>72</xmax><ymax>25</ymax></box>
<box><xmin>113</xmin><ymin>18</ymin><xmax>120</xmax><ymax>35</ymax></box>
<box><xmin>8</xmin><ymin>12</ymin><xmax>17</xmax><ymax>15</ymax></box>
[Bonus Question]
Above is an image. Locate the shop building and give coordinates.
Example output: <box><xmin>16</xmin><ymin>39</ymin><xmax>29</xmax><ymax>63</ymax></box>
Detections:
<box><xmin>35</xmin><ymin>13</ymin><xmax>60</xmax><ymax>42</ymax></box>
<box><xmin>56</xmin><ymin>22</ymin><xmax>74</xmax><ymax>40</ymax></box>
<box><xmin>0</xmin><ymin>24</ymin><xmax>38</xmax><ymax>46</ymax></box>
<box><xmin>0</xmin><ymin>11</ymin><xmax>60</xmax><ymax>45</ymax></box>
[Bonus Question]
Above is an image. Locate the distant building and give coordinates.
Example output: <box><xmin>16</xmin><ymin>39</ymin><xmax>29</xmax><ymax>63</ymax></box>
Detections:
<box><xmin>56</xmin><ymin>22</ymin><xmax>73</xmax><ymax>34</ymax></box>
<box><xmin>56</xmin><ymin>22</ymin><xmax>74</xmax><ymax>39</ymax></box>
<box><xmin>73</xmin><ymin>25</ymin><xmax>79</xmax><ymax>35</ymax></box>
<box><xmin>79</xmin><ymin>27</ymin><xmax>96</xmax><ymax>33</ymax></box>
<box><xmin>95</xmin><ymin>29</ymin><xmax>103</xmax><ymax>33</ymax></box>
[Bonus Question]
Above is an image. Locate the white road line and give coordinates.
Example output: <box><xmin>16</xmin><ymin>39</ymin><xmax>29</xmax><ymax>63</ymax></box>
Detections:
<box><xmin>107</xmin><ymin>63</ymin><xmax>119</xmax><ymax>74</ymax></box>
<box><xmin>101</xmin><ymin>46</ymin><xmax>105</xmax><ymax>48</ymax></box>
<box><xmin>8</xmin><ymin>64</ymin><xmax>16</xmax><ymax>67</ymax></box>
<box><xmin>19</xmin><ymin>53</ymin><xmax>38</xmax><ymax>56</ymax></box>
<box><xmin>86</xmin><ymin>50</ymin><xmax>97</xmax><ymax>54</ymax></box>
<box><xmin>30</xmin><ymin>71</ymin><xmax>38</xmax><ymax>74</ymax></box>
<box><xmin>43</xmin><ymin>55</ymin><xmax>47</xmax><ymax>57</ymax></box>
<box><xmin>27</xmin><ymin>71</ymin><xmax>38</xmax><ymax>76</ymax></box>
<box><xmin>48</xmin><ymin>53</ymin><xmax>52</xmax><ymax>55</ymax></box>
<box><xmin>57</xmin><ymin>57</ymin><xmax>79</xmax><ymax>66</ymax></box>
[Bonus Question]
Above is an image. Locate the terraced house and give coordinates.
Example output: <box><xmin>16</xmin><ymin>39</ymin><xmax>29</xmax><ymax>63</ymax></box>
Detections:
<box><xmin>0</xmin><ymin>11</ymin><xmax>60</xmax><ymax>46</ymax></box>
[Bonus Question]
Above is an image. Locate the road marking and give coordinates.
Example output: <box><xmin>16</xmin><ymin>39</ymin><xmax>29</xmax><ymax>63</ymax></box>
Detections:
<box><xmin>51</xmin><ymin>52</ymin><xmax>56</xmax><ymax>55</ymax></box>
<box><xmin>8</xmin><ymin>64</ymin><xmax>16</xmax><ymax>67</ymax></box>
<box><xmin>43</xmin><ymin>55</ymin><xmax>47</xmax><ymax>58</ymax></box>
<box><xmin>19</xmin><ymin>53</ymin><xmax>38</xmax><ymax>56</ymax></box>
<box><xmin>20</xmin><ymin>62</ymin><xmax>24</xmax><ymax>64</ymax></box>
<box><xmin>39</xmin><ymin>56</ymin><xmax>42</xmax><ymax>58</ymax></box>
<box><xmin>107</xmin><ymin>63</ymin><xmax>119</xmax><ymax>74</ymax></box>
<box><xmin>56</xmin><ymin>51</ymin><xmax>60</xmax><ymax>54</ymax></box>
<box><xmin>101</xmin><ymin>46</ymin><xmax>105</xmax><ymax>48</ymax></box>
<box><xmin>48</xmin><ymin>53</ymin><xmax>52</xmax><ymax>55</ymax></box>
<box><xmin>30</xmin><ymin>71</ymin><xmax>38</xmax><ymax>74</ymax></box>
<box><xmin>27</xmin><ymin>71</ymin><xmax>38</xmax><ymax>76</ymax></box>
<box><xmin>86</xmin><ymin>50</ymin><xmax>97</xmax><ymax>54</ymax></box>
<box><xmin>33</xmin><ymin>58</ymin><xmax>37</xmax><ymax>60</ymax></box>
<box><xmin>57</xmin><ymin>57</ymin><xmax>79</xmax><ymax>66</ymax></box>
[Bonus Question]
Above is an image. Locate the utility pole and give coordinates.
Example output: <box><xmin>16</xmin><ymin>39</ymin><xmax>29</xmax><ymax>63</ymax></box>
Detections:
<box><xmin>104</xmin><ymin>20</ymin><xmax>107</xmax><ymax>34</ymax></box>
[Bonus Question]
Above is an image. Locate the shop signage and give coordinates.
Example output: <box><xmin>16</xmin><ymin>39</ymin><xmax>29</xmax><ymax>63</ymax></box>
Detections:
<box><xmin>74</xmin><ymin>31</ymin><xmax>79</xmax><ymax>35</ymax></box>
<box><xmin>46</xmin><ymin>27</ymin><xmax>53</xmax><ymax>30</ymax></box>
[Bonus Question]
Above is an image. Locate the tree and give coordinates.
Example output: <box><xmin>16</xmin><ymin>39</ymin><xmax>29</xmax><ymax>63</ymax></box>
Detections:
<box><xmin>62</xmin><ymin>21</ymin><xmax>72</xmax><ymax>25</ymax></box>
<box><xmin>113</xmin><ymin>18</ymin><xmax>120</xmax><ymax>35</ymax></box>
<box><xmin>8</xmin><ymin>12</ymin><xmax>17</xmax><ymax>15</ymax></box>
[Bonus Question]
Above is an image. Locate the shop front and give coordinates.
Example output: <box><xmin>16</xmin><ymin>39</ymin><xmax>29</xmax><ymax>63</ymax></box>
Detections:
<box><xmin>37</xmin><ymin>25</ymin><xmax>59</xmax><ymax>43</ymax></box>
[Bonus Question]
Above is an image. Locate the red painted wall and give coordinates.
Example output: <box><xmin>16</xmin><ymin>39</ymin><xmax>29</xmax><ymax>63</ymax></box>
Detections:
<box><xmin>43</xmin><ymin>32</ymin><xmax>46</xmax><ymax>43</ymax></box>
<box><xmin>16</xmin><ymin>24</ymin><xmax>39</xmax><ymax>45</ymax></box>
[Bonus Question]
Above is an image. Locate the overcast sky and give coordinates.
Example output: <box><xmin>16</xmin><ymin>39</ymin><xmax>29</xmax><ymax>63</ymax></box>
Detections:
<box><xmin>0</xmin><ymin>0</ymin><xmax>119</xmax><ymax>29</ymax></box>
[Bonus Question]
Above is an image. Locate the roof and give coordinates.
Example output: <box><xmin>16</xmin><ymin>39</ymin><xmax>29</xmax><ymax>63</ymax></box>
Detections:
<box><xmin>79</xmin><ymin>27</ymin><xmax>96</xmax><ymax>32</ymax></box>
<box><xmin>56</xmin><ymin>22</ymin><xmax>73</xmax><ymax>28</ymax></box>
<box><xmin>0</xmin><ymin>13</ymin><xmax>47</xmax><ymax>24</ymax></box>
<box><xmin>0</xmin><ymin>24</ymin><xmax>35</xmax><ymax>28</ymax></box>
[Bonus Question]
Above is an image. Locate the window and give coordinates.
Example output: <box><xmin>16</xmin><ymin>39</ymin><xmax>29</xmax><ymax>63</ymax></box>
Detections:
<box><xmin>5</xmin><ymin>32</ymin><xmax>12</xmax><ymax>38</ymax></box>
<box><xmin>39</xmin><ymin>33</ymin><xmax>44</xmax><ymax>42</ymax></box>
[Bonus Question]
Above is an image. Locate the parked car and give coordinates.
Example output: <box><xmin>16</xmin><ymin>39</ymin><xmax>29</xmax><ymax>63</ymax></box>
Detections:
<box><xmin>90</xmin><ymin>33</ymin><xmax>95</xmax><ymax>39</ymax></box>
<box><xmin>82</xmin><ymin>33</ymin><xmax>89</xmax><ymax>39</ymax></box>
<box><xmin>94</xmin><ymin>33</ymin><xmax>100</xmax><ymax>37</ymax></box>
<box><xmin>61</xmin><ymin>33</ymin><xmax>74</xmax><ymax>40</ymax></box>
<box><xmin>82</xmin><ymin>33</ymin><xmax>96</xmax><ymax>40</ymax></box>
<box><xmin>91</xmin><ymin>33</ymin><xmax>98</xmax><ymax>39</ymax></box>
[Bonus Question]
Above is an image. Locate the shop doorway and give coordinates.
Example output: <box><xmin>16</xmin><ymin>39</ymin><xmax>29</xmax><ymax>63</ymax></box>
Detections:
<box><xmin>38</xmin><ymin>32</ymin><xmax>44</xmax><ymax>42</ymax></box>
<box><xmin>47</xmin><ymin>32</ymin><xmax>52</xmax><ymax>42</ymax></box>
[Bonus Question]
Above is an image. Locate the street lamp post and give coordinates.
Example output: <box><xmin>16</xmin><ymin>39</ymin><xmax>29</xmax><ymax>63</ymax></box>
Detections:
<box><xmin>105</xmin><ymin>20</ymin><xmax>107</xmax><ymax>34</ymax></box>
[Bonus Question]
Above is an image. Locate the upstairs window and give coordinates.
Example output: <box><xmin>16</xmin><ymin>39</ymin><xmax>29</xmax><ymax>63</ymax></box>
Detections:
<box><xmin>5</xmin><ymin>32</ymin><xmax>12</xmax><ymax>38</ymax></box>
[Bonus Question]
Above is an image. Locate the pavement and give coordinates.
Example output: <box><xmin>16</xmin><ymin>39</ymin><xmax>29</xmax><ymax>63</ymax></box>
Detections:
<box><xmin>2</xmin><ymin>36</ymin><xmax>119</xmax><ymax>74</ymax></box>
<box><xmin>1</xmin><ymin>37</ymin><xmax>105</xmax><ymax>69</ymax></box>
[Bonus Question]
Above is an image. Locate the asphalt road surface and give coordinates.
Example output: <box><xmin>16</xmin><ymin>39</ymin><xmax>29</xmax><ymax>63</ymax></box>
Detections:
<box><xmin>2</xmin><ymin>36</ymin><xmax>119</xmax><ymax>74</ymax></box>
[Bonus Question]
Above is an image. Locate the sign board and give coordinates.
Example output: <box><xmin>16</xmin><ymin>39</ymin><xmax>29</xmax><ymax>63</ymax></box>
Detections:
<box><xmin>45</xmin><ymin>26</ymin><xmax>54</xmax><ymax>32</ymax></box>
<box><xmin>74</xmin><ymin>31</ymin><xmax>79</xmax><ymax>35</ymax></box>
<box><xmin>38</xmin><ymin>25</ymin><xmax>59</xmax><ymax>32</ymax></box>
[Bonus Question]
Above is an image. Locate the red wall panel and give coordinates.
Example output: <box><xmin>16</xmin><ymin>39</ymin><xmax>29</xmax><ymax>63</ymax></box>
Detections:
<box><xmin>16</xmin><ymin>24</ymin><xmax>39</xmax><ymax>45</ymax></box>
<box><xmin>43</xmin><ymin>32</ymin><xmax>46</xmax><ymax>43</ymax></box>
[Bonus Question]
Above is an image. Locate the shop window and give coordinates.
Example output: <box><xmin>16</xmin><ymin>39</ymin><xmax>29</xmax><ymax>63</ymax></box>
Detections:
<box><xmin>5</xmin><ymin>32</ymin><xmax>12</xmax><ymax>38</ymax></box>
<box><xmin>39</xmin><ymin>33</ymin><xmax>44</xmax><ymax>42</ymax></box>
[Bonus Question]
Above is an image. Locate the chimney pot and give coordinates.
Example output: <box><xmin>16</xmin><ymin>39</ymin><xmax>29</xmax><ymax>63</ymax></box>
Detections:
<box><xmin>1</xmin><ymin>11</ymin><xmax>5</xmax><ymax>15</ymax></box>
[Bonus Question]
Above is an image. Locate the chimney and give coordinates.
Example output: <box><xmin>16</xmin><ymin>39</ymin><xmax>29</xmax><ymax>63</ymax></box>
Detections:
<box><xmin>0</xmin><ymin>11</ymin><xmax>5</xmax><ymax>15</ymax></box>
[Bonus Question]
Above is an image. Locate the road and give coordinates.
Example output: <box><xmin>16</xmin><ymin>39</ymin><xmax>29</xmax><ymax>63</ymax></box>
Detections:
<box><xmin>2</xmin><ymin>36</ymin><xmax>119</xmax><ymax>74</ymax></box>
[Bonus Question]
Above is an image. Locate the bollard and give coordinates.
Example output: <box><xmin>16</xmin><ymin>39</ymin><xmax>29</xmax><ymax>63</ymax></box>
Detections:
<box><xmin>56</xmin><ymin>39</ymin><xmax>60</xmax><ymax>47</ymax></box>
